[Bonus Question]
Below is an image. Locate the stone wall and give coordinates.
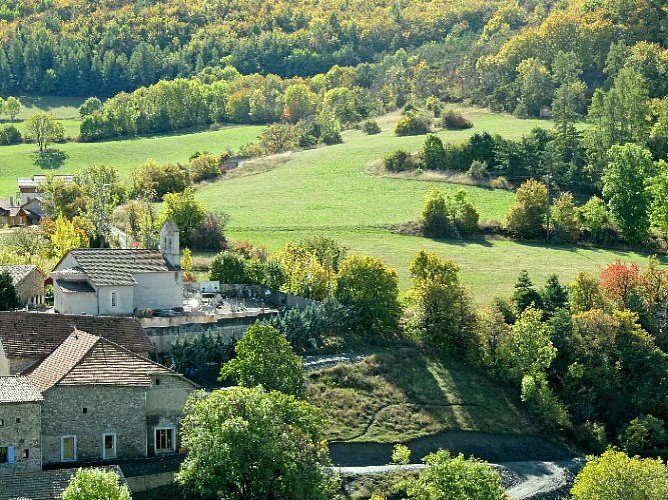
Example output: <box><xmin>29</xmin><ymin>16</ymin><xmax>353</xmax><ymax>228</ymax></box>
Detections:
<box><xmin>145</xmin><ymin>374</ymin><xmax>195</xmax><ymax>455</ymax></box>
<box><xmin>0</xmin><ymin>401</ymin><xmax>42</xmax><ymax>473</ymax></box>
<box><xmin>15</xmin><ymin>269</ymin><xmax>45</xmax><ymax>307</ymax></box>
<box><xmin>41</xmin><ymin>385</ymin><xmax>147</xmax><ymax>464</ymax></box>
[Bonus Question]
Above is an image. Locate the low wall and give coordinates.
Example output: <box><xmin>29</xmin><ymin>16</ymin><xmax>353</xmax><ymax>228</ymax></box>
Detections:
<box><xmin>126</xmin><ymin>471</ymin><xmax>174</xmax><ymax>493</ymax></box>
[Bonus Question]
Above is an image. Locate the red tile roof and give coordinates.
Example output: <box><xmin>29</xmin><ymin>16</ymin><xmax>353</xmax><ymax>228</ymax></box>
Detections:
<box><xmin>29</xmin><ymin>330</ymin><xmax>197</xmax><ymax>392</ymax></box>
<box><xmin>0</xmin><ymin>312</ymin><xmax>153</xmax><ymax>361</ymax></box>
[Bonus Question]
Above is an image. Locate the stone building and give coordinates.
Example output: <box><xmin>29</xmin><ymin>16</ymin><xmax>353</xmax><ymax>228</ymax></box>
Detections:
<box><xmin>0</xmin><ymin>265</ymin><xmax>46</xmax><ymax>308</ymax></box>
<box><xmin>0</xmin><ymin>376</ymin><xmax>42</xmax><ymax>474</ymax></box>
<box><xmin>0</xmin><ymin>312</ymin><xmax>153</xmax><ymax>374</ymax></box>
<box><xmin>51</xmin><ymin>221</ymin><xmax>183</xmax><ymax>316</ymax></box>
<box><xmin>29</xmin><ymin>329</ymin><xmax>198</xmax><ymax>465</ymax></box>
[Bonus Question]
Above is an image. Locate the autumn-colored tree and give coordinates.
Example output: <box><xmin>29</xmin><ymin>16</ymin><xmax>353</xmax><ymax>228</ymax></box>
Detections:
<box><xmin>600</xmin><ymin>260</ymin><xmax>643</xmax><ymax>311</ymax></box>
<box><xmin>505</xmin><ymin>179</ymin><xmax>548</xmax><ymax>239</ymax></box>
<box><xmin>569</xmin><ymin>271</ymin><xmax>605</xmax><ymax>314</ymax></box>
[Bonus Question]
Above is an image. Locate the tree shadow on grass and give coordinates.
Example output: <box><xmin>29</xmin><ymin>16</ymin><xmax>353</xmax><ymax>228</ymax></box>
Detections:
<box><xmin>31</xmin><ymin>149</ymin><xmax>69</xmax><ymax>170</ymax></box>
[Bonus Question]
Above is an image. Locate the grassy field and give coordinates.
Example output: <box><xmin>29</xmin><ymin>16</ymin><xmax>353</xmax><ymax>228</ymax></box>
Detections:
<box><xmin>307</xmin><ymin>348</ymin><xmax>538</xmax><ymax>443</ymax></box>
<box><xmin>0</xmin><ymin>125</ymin><xmax>264</xmax><ymax>195</ymax></box>
<box><xmin>194</xmin><ymin>108</ymin><xmax>662</xmax><ymax>302</ymax></box>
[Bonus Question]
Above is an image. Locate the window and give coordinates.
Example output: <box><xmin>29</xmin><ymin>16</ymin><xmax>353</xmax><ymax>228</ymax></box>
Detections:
<box><xmin>61</xmin><ymin>436</ymin><xmax>76</xmax><ymax>462</ymax></box>
<box><xmin>14</xmin><ymin>418</ymin><xmax>20</xmax><ymax>424</ymax></box>
<box><xmin>111</xmin><ymin>291</ymin><xmax>118</xmax><ymax>307</ymax></box>
<box><xmin>102</xmin><ymin>434</ymin><xmax>116</xmax><ymax>459</ymax></box>
<box><xmin>22</xmin><ymin>449</ymin><xmax>28</xmax><ymax>459</ymax></box>
<box><xmin>0</xmin><ymin>447</ymin><xmax>6</xmax><ymax>463</ymax></box>
<box><xmin>0</xmin><ymin>419</ymin><xmax>4</xmax><ymax>426</ymax></box>
<box><xmin>82</xmin><ymin>408</ymin><xmax>87</xmax><ymax>414</ymax></box>
<box><xmin>155</xmin><ymin>378</ymin><xmax>161</xmax><ymax>386</ymax></box>
<box><xmin>154</xmin><ymin>427</ymin><xmax>175</xmax><ymax>454</ymax></box>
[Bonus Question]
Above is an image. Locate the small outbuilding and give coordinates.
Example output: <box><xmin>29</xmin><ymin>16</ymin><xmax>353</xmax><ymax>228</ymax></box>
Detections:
<box><xmin>0</xmin><ymin>265</ymin><xmax>46</xmax><ymax>308</ymax></box>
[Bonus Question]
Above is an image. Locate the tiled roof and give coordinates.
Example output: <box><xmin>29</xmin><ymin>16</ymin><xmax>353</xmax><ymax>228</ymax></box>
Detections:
<box><xmin>30</xmin><ymin>330</ymin><xmax>196</xmax><ymax>391</ymax></box>
<box><xmin>0</xmin><ymin>265</ymin><xmax>44</xmax><ymax>285</ymax></box>
<box><xmin>55</xmin><ymin>279</ymin><xmax>95</xmax><ymax>293</ymax></box>
<box><xmin>0</xmin><ymin>311</ymin><xmax>153</xmax><ymax>360</ymax></box>
<box><xmin>0</xmin><ymin>376</ymin><xmax>42</xmax><ymax>403</ymax></box>
<box><xmin>0</xmin><ymin>466</ymin><xmax>125</xmax><ymax>500</ymax></box>
<box><xmin>0</xmin><ymin>198</ymin><xmax>23</xmax><ymax>216</ymax></box>
<box><xmin>62</xmin><ymin>249</ymin><xmax>177</xmax><ymax>286</ymax></box>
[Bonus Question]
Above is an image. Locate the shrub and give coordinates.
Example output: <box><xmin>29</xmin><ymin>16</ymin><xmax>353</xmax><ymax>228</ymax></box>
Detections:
<box><xmin>188</xmin><ymin>153</ymin><xmax>222</xmax><ymax>183</ymax></box>
<box><xmin>391</xmin><ymin>444</ymin><xmax>411</xmax><ymax>465</ymax></box>
<box><xmin>0</xmin><ymin>124</ymin><xmax>21</xmax><ymax>145</ymax></box>
<box><xmin>384</xmin><ymin>149</ymin><xmax>415</xmax><ymax>172</ymax></box>
<box><xmin>394</xmin><ymin>112</ymin><xmax>431</xmax><ymax>136</ymax></box>
<box><xmin>468</xmin><ymin>160</ymin><xmax>488</xmax><ymax>179</ymax></box>
<box><xmin>441</xmin><ymin>109</ymin><xmax>473</xmax><ymax>130</ymax></box>
<box><xmin>362</xmin><ymin>120</ymin><xmax>381</xmax><ymax>135</ymax></box>
<box><xmin>191</xmin><ymin>211</ymin><xmax>229</xmax><ymax>252</ymax></box>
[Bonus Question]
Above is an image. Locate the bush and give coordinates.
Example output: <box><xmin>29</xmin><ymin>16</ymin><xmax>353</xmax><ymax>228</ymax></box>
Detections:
<box><xmin>188</xmin><ymin>153</ymin><xmax>222</xmax><ymax>183</ymax></box>
<box><xmin>441</xmin><ymin>109</ymin><xmax>473</xmax><ymax>130</ymax></box>
<box><xmin>130</xmin><ymin>160</ymin><xmax>188</xmax><ymax>201</ymax></box>
<box><xmin>362</xmin><ymin>120</ymin><xmax>381</xmax><ymax>135</ymax></box>
<box><xmin>190</xmin><ymin>211</ymin><xmax>229</xmax><ymax>252</ymax></box>
<box><xmin>0</xmin><ymin>124</ymin><xmax>21</xmax><ymax>145</ymax></box>
<box><xmin>468</xmin><ymin>160</ymin><xmax>488</xmax><ymax>179</ymax></box>
<box><xmin>384</xmin><ymin>149</ymin><xmax>415</xmax><ymax>172</ymax></box>
<box><xmin>394</xmin><ymin>112</ymin><xmax>431</xmax><ymax>136</ymax></box>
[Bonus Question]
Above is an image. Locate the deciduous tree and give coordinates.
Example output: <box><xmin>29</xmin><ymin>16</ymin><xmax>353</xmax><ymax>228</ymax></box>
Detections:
<box><xmin>62</xmin><ymin>468</ymin><xmax>131</xmax><ymax>500</ymax></box>
<box><xmin>25</xmin><ymin>112</ymin><xmax>65</xmax><ymax>153</ymax></box>
<box><xmin>220</xmin><ymin>323</ymin><xmax>305</xmax><ymax>397</ymax></box>
<box><xmin>176</xmin><ymin>387</ymin><xmax>337</xmax><ymax>499</ymax></box>
<box><xmin>161</xmin><ymin>188</ymin><xmax>206</xmax><ymax>248</ymax></box>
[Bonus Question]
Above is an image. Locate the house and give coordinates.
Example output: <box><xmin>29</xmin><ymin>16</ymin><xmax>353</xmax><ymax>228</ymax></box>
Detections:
<box><xmin>18</xmin><ymin>175</ymin><xmax>75</xmax><ymax>205</ymax></box>
<box><xmin>29</xmin><ymin>329</ymin><xmax>198</xmax><ymax>465</ymax></box>
<box><xmin>0</xmin><ymin>311</ymin><xmax>153</xmax><ymax>374</ymax></box>
<box><xmin>0</xmin><ymin>198</ymin><xmax>35</xmax><ymax>226</ymax></box>
<box><xmin>51</xmin><ymin>221</ymin><xmax>183</xmax><ymax>316</ymax></box>
<box><xmin>0</xmin><ymin>265</ymin><xmax>47</xmax><ymax>308</ymax></box>
<box><xmin>0</xmin><ymin>376</ymin><xmax>43</xmax><ymax>474</ymax></box>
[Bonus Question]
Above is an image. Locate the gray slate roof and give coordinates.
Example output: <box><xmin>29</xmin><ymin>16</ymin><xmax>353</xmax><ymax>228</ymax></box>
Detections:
<box><xmin>0</xmin><ymin>376</ymin><xmax>42</xmax><ymax>403</ymax></box>
<box><xmin>64</xmin><ymin>249</ymin><xmax>177</xmax><ymax>286</ymax></box>
<box><xmin>0</xmin><ymin>466</ymin><xmax>125</xmax><ymax>500</ymax></box>
<box><xmin>0</xmin><ymin>265</ymin><xmax>44</xmax><ymax>286</ymax></box>
<box><xmin>55</xmin><ymin>279</ymin><xmax>95</xmax><ymax>293</ymax></box>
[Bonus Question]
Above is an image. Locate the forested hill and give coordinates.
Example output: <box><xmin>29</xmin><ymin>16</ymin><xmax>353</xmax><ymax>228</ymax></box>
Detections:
<box><xmin>0</xmin><ymin>0</ymin><xmax>667</xmax><ymax>116</ymax></box>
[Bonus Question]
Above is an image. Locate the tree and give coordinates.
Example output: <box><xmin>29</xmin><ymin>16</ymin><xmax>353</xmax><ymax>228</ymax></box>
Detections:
<box><xmin>24</xmin><ymin>112</ymin><xmax>65</xmax><ymax>153</ymax></box>
<box><xmin>283</xmin><ymin>84</ymin><xmax>317</xmax><ymax>123</ymax></box>
<box><xmin>176</xmin><ymin>387</ymin><xmax>337</xmax><ymax>499</ymax></box>
<box><xmin>190</xmin><ymin>211</ymin><xmax>229</xmax><ymax>252</ymax></box>
<box><xmin>407</xmin><ymin>250</ymin><xmax>474</xmax><ymax>355</ymax></box>
<box><xmin>421</xmin><ymin>187</ymin><xmax>453</xmax><ymax>238</ymax></box>
<box><xmin>162</xmin><ymin>188</ymin><xmax>206</xmax><ymax>248</ymax></box>
<box><xmin>334</xmin><ymin>254</ymin><xmax>401</xmax><ymax>335</ymax></box>
<box><xmin>512</xmin><ymin>270</ymin><xmax>543</xmax><ymax>313</ymax></box>
<box><xmin>51</xmin><ymin>216</ymin><xmax>89</xmax><ymax>259</ymax></box>
<box><xmin>209</xmin><ymin>251</ymin><xmax>248</xmax><ymax>284</ymax></box>
<box><xmin>402</xmin><ymin>449</ymin><xmax>505</xmax><ymax>500</ymax></box>
<box><xmin>603</xmin><ymin>144</ymin><xmax>655</xmax><ymax>243</ymax></box>
<box><xmin>62</xmin><ymin>468</ymin><xmax>131</xmax><ymax>500</ymax></box>
<box><xmin>0</xmin><ymin>271</ymin><xmax>18</xmax><ymax>311</ymax></box>
<box><xmin>648</xmin><ymin>160</ymin><xmax>668</xmax><ymax>236</ymax></box>
<box><xmin>541</xmin><ymin>274</ymin><xmax>569</xmax><ymax>314</ymax></box>
<box><xmin>578</xmin><ymin>196</ymin><xmax>610</xmax><ymax>243</ymax></box>
<box><xmin>423</xmin><ymin>133</ymin><xmax>446</xmax><ymax>170</ymax></box>
<box><xmin>569</xmin><ymin>272</ymin><xmax>605</xmax><ymax>314</ymax></box>
<box><xmin>4</xmin><ymin>96</ymin><xmax>20</xmax><ymax>122</ymax></box>
<box><xmin>571</xmin><ymin>449</ymin><xmax>668</xmax><ymax>500</ymax></box>
<box><xmin>220</xmin><ymin>324</ymin><xmax>304</xmax><ymax>397</ymax></box>
<box><xmin>505</xmin><ymin>179</ymin><xmax>548</xmax><ymax>239</ymax></box>
<box><xmin>551</xmin><ymin>192</ymin><xmax>580</xmax><ymax>243</ymax></box>
<box><xmin>78</xmin><ymin>97</ymin><xmax>103</xmax><ymax>118</ymax></box>
<box><xmin>75</xmin><ymin>164</ymin><xmax>125</xmax><ymax>246</ymax></box>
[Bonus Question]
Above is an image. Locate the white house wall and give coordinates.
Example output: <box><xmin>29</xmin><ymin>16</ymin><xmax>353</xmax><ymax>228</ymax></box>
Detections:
<box><xmin>133</xmin><ymin>272</ymin><xmax>182</xmax><ymax>311</ymax></box>
<box><xmin>54</xmin><ymin>283</ymin><xmax>97</xmax><ymax>316</ymax></box>
<box><xmin>97</xmin><ymin>286</ymin><xmax>134</xmax><ymax>315</ymax></box>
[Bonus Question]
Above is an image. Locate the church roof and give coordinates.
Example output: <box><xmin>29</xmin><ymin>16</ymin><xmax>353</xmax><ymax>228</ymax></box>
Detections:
<box><xmin>54</xmin><ymin>249</ymin><xmax>177</xmax><ymax>287</ymax></box>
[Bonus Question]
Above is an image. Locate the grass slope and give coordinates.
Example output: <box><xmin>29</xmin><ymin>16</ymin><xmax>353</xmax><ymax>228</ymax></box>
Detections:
<box><xmin>195</xmin><ymin>108</ymin><xmax>661</xmax><ymax>302</ymax></box>
<box><xmin>308</xmin><ymin>348</ymin><xmax>538</xmax><ymax>443</ymax></box>
<box><xmin>0</xmin><ymin>125</ymin><xmax>264</xmax><ymax>195</ymax></box>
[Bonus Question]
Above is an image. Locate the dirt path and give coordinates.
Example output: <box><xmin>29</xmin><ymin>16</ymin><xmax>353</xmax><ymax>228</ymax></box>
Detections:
<box><xmin>335</xmin><ymin>458</ymin><xmax>583</xmax><ymax>500</ymax></box>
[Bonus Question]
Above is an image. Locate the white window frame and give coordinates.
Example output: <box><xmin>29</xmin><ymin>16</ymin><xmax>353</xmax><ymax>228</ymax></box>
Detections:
<box><xmin>154</xmin><ymin>426</ymin><xmax>175</xmax><ymax>454</ymax></box>
<box><xmin>102</xmin><ymin>433</ymin><xmax>116</xmax><ymax>460</ymax></box>
<box><xmin>111</xmin><ymin>291</ymin><xmax>119</xmax><ymax>308</ymax></box>
<box><xmin>61</xmin><ymin>435</ymin><xmax>76</xmax><ymax>462</ymax></box>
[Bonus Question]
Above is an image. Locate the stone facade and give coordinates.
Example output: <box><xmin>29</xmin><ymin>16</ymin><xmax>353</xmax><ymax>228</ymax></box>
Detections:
<box><xmin>40</xmin><ymin>376</ymin><xmax>194</xmax><ymax>465</ymax></box>
<box><xmin>0</xmin><ymin>401</ymin><xmax>41</xmax><ymax>473</ymax></box>
<box><xmin>41</xmin><ymin>385</ymin><xmax>147</xmax><ymax>464</ymax></box>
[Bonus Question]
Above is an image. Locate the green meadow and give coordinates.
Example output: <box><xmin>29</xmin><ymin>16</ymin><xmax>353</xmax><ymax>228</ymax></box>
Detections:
<box><xmin>195</xmin><ymin>109</ymin><xmax>661</xmax><ymax>303</ymax></box>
